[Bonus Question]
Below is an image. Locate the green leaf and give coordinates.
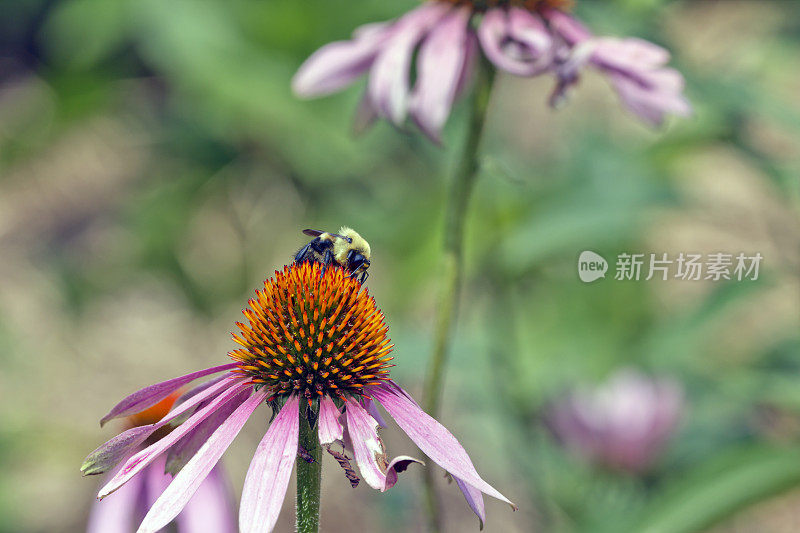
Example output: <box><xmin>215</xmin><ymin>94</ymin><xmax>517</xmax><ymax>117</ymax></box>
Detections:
<box><xmin>629</xmin><ymin>445</ymin><xmax>800</xmax><ymax>533</ymax></box>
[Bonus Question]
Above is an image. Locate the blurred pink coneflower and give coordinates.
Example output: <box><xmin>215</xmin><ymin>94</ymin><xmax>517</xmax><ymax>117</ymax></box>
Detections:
<box><xmin>292</xmin><ymin>0</ymin><xmax>690</xmax><ymax>142</ymax></box>
<box><xmin>544</xmin><ymin>369</ymin><xmax>684</xmax><ymax>474</ymax></box>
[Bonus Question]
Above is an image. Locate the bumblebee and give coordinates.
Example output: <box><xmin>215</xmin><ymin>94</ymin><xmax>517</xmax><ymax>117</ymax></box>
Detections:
<box><xmin>294</xmin><ymin>227</ymin><xmax>371</xmax><ymax>283</ymax></box>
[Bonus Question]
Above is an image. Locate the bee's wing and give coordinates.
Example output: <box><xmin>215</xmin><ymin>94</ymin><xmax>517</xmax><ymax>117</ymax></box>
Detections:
<box><xmin>303</xmin><ymin>228</ymin><xmax>351</xmax><ymax>242</ymax></box>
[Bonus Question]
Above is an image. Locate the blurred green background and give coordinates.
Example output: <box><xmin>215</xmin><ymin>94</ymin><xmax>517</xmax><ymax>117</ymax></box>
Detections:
<box><xmin>0</xmin><ymin>0</ymin><xmax>798</xmax><ymax>531</ymax></box>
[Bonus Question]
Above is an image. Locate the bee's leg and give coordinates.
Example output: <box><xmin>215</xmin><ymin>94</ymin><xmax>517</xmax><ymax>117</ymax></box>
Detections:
<box><xmin>294</xmin><ymin>242</ymin><xmax>313</xmax><ymax>264</ymax></box>
<box><xmin>320</xmin><ymin>249</ymin><xmax>335</xmax><ymax>276</ymax></box>
<box><xmin>360</xmin><ymin>271</ymin><xmax>368</xmax><ymax>283</ymax></box>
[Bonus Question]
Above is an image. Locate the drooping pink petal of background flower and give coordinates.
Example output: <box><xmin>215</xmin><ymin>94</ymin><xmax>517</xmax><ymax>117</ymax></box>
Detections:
<box><xmin>292</xmin><ymin>1</ymin><xmax>691</xmax><ymax>142</ymax></box>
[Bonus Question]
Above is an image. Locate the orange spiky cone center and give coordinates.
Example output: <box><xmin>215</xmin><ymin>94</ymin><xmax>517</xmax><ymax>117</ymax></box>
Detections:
<box><xmin>229</xmin><ymin>262</ymin><xmax>394</xmax><ymax>402</ymax></box>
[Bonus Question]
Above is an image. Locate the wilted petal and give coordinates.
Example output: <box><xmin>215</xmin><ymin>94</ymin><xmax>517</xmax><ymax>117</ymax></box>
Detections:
<box><xmin>292</xmin><ymin>22</ymin><xmax>392</xmax><ymax>97</ymax></box>
<box><xmin>371</xmin><ymin>381</ymin><xmax>516</xmax><ymax>514</ymax></box>
<box><xmin>99</xmin><ymin>380</ymin><xmax>252</xmax><ymax>498</ymax></box>
<box><xmin>100</xmin><ymin>363</ymin><xmax>238</xmax><ymax>426</ymax></box>
<box><xmin>136</xmin><ymin>388</ymin><xmax>269</xmax><ymax>533</ymax></box>
<box><xmin>179</xmin><ymin>466</ymin><xmax>237</xmax><ymax>533</ymax></box>
<box><xmin>82</xmin><ymin>377</ymin><xmax>240</xmax><ymax>476</ymax></box>
<box><xmin>409</xmin><ymin>6</ymin><xmax>472</xmax><ymax>142</ymax></box>
<box><xmin>87</xmin><ymin>466</ymin><xmax>145</xmax><ymax>533</ymax></box>
<box><xmin>368</xmin><ymin>2</ymin><xmax>451</xmax><ymax>124</ymax></box>
<box><xmin>454</xmin><ymin>475</ymin><xmax>486</xmax><ymax>530</ymax></box>
<box><xmin>345</xmin><ymin>398</ymin><xmax>387</xmax><ymax>490</ymax></box>
<box><xmin>239</xmin><ymin>395</ymin><xmax>300</xmax><ymax>533</ymax></box>
<box><xmin>383</xmin><ymin>455</ymin><xmax>423</xmax><ymax>491</ymax></box>
<box><xmin>166</xmin><ymin>389</ymin><xmax>252</xmax><ymax>476</ymax></box>
<box><xmin>478</xmin><ymin>7</ymin><xmax>551</xmax><ymax>77</ymax></box>
<box><xmin>345</xmin><ymin>398</ymin><xmax>421</xmax><ymax>491</ymax></box>
<box><xmin>318</xmin><ymin>395</ymin><xmax>343</xmax><ymax>445</ymax></box>
<box><xmin>549</xmin><ymin>38</ymin><xmax>595</xmax><ymax>106</ymax></box>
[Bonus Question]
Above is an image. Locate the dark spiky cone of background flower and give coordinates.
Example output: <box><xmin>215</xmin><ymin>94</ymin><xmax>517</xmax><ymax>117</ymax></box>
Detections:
<box><xmin>229</xmin><ymin>262</ymin><xmax>393</xmax><ymax>404</ymax></box>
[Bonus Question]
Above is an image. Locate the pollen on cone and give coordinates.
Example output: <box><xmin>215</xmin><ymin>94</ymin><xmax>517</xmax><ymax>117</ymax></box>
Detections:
<box><xmin>228</xmin><ymin>263</ymin><xmax>392</xmax><ymax>400</ymax></box>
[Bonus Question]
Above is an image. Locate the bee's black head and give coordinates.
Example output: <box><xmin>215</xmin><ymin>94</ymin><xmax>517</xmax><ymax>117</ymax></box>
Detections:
<box><xmin>347</xmin><ymin>251</ymin><xmax>369</xmax><ymax>271</ymax></box>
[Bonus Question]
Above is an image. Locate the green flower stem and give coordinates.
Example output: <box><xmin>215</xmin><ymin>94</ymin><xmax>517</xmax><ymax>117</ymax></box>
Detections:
<box><xmin>296</xmin><ymin>408</ymin><xmax>322</xmax><ymax>533</ymax></box>
<box><xmin>422</xmin><ymin>58</ymin><xmax>496</xmax><ymax>532</ymax></box>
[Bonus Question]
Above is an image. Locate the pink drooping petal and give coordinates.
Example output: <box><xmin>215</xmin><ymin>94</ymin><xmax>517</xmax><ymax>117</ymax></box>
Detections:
<box><xmin>100</xmin><ymin>363</ymin><xmax>239</xmax><ymax>426</ymax></box>
<box><xmin>136</xmin><ymin>388</ymin><xmax>268</xmax><ymax>533</ymax></box>
<box><xmin>371</xmin><ymin>381</ymin><xmax>516</xmax><ymax>514</ymax></box>
<box><xmin>409</xmin><ymin>6</ymin><xmax>472</xmax><ymax>142</ymax></box>
<box><xmin>360</xmin><ymin>397</ymin><xmax>387</xmax><ymax>429</ymax></box>
<box><xmin>477</xmin><ymin>9</ymin><xmax>508</xmax><ymax>68</ymax></box>
<box><xmin>368</xmin><ymin>2</ymin><xmax>451</xmax><ymax>124</ymax></box>
<box><xmin>345</xmin><ymin>398</ymin><xmax>422</xmax><ymax>491</ymax></box>
<box><xmin>99</xmin><ymin>380</ymin><xmax>253</xmax><ymax>498</ymax></box>
<box><xmin>506</xmin><ymin>7</ymin><xmax>552</xmax><ymax>74</ymax></box>
<box><xmin>478</xmin><ymin>7</ymin><xmax>551</xmax><ymax>77</ymax></box>
<box><xmin>82</xmin><ymin>376</ymin><xmax>241</xmax><ymax>476</ymax></box>
<box><xmin>454</xmin><ymin>475</ymin><xmax>486</xmax><ymax>530</ymax></box>
<box><xmin>165</xmin><ymin>389</ymin><xmax>252</xmax><ymax>475</ymax></box>
<box><xmin>592</xmin><ymin>37</ymin><xmax>670</xmax><ymax>71</ymax></box>
<box><xmin>610</xmin><ymin>75</ymin><xmax>690</xmax><ymax>126</ymax></box>
<box><xmin>540</xmin><ymin>8</ymin><xmax>591</xmax><ymax>45</ymax></box>
<box><xmin>239</xmin><ymin>395</ymin><xmax>300</xmax><ymax>533</ymax></box>
<box><xmin>318</xmin><ymin>395</ymin><xmax>344</xmax><ymax>445</ymax></box>
<box><xmin>179</xmin><ymin>466</ymin><xmax>237</xmax><ymax>533</ymax></box>
<box><xmin>87</xmin><ymin>465</ymin><xmax>145</xmax><ymax>533</ymax></box>
<box><xmin>292</xmin><ymin>22</ymin><xmax>393</xmax><ymax>97</ymax></box>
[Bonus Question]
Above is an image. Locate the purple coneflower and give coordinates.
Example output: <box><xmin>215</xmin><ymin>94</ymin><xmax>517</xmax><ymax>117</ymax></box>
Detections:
<box><xmin>544</xmin><ymin>369</ymin><xmax>684</xmax><ymax>474</ymax></box>
<box><xmin>82</xmin><ymin>262</ymin><xmax>514</xmax><ymax>532</ymax></box>
<box><xmin>86</xmin><ymin>394</ymin><xmax>236</xmax><ymax>533</ymax></box>
<box><xmin>292</xmin><ymin>0</ymin><xmax>690</xmax><ymax>142</ymax></box>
